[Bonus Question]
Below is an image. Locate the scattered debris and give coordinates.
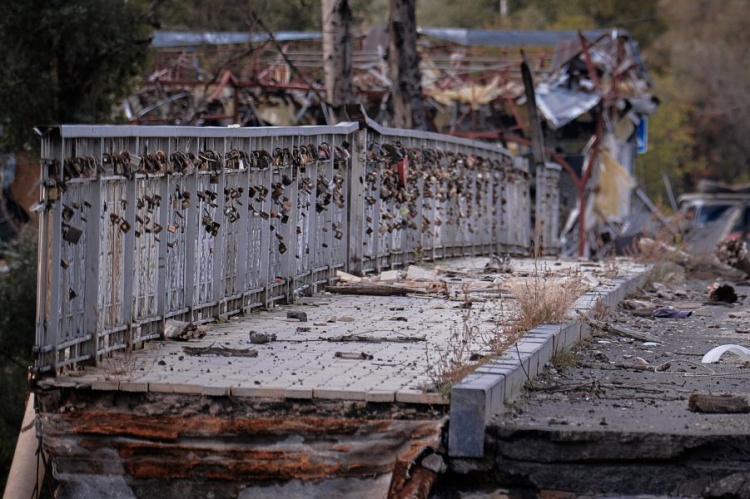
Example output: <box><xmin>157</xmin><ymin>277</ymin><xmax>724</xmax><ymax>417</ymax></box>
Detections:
<box><xmin>707</xmin><ymin>282</ymin><xmax>738</xmax><ymax>304</ymax></box>
<box><xmin>287</xmin><ymin>311</ymin><xmax>308</xmax><ymax>322</ymax></box>
<box><xmin>334</xmin><ymin>351</ymin><xmax>374</xmax><ymax>360</ymax></box>
<box><xmin>716</xmin><ymin>239</ymin><xmax>750</xmax><ymax>275</ymax></box>
<box><xmin>335</xmin><ymin>270</ymin><xmax>362</xmax><ymax>283</ymax></box>
<box><xmin>163</xmin><ymin>320</ymin><xmax>204</xmax><ymax>341</ymax></box>
<box><xmin>652</xmin><ymin>305</ymin><xmax>692</xmax><ymax>319</ymax></box>
<box><xmin>378</xmin><ymin>270</ymin><xmax>401</xmax><ymax>282</ymax></box>
<box><xmin>483</xmin><ymin>254</ymin><xmax>512</xmax><ymax>273</ymax></box>
<box><xmin>326</xmin><ymin>283</ymin><xmax>419</xmax><ymax>296</ymax></box>
<box><xmin>249</xmin><ymin>331</ymin><xmax>277</xmax><ymax>344</ymax></box>
<box><xmin>406</xmin><ymin>265</ymin><xmax>438</xmax><ymax>282</ymax></box>
<box><xmin>638</xmin><ymin>238</ymin><xmax>692</xmax><ymax>266</ymax></box>
<box><xmin>688</xmin><ymin>393</ymin><xmax>750</xmax><ymax>414</ymax></box>
<box><xmin>581</xmin><ymin>272</ymin><xmax>600</xmax><ymax>288</ymax></box>
<box><xmin>701</xmin><ymin>344</ymin><xmax>750</xmax><ymax>364</ymax></box>
<box><xmin>183</xmin><ymin>345</ymin><xmax>259</xmax><ymax>357</ymax></box>
<box><xmin>639</xmin><ymin>238</ymin><xmax>745</xmax><ymax>280</ymax></box>
<box><xmin>621</xmin><ymin>299</ymin><xmax>657</xmax><ymax>316</ymax></box>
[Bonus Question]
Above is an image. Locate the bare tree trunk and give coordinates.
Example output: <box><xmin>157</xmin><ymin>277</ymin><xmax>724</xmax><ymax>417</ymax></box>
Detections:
<box><xmin>322</xmin><ymin>0</ymin><xmax>356</xmax><ymax>123</ymax></box>
<box><xmin>387</xmin><ymin>0</ymin><xmax>427</xmax><ymax>130</ymax></box>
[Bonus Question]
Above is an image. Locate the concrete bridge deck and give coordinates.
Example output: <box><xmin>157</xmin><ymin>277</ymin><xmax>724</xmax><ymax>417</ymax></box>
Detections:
<box><xmin>39</xmin><ymin>257</ymin><xmax>643</xmax><ymax>406</ymax></box>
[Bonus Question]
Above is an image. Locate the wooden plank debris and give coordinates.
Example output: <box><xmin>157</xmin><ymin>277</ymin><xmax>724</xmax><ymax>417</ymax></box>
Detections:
<box><xmin>183</xmin><ymin>345</ymin><xmax>259</xmax><ymax>357</ymax></box>
<box><xmin>689</xmin><ymin>393</ymin><xmax>750</xmax><ymax>413</ymax></box>
<box><xmin>326</xmin><ymin>283</ymin><xmax>423</xmax><ymax>296</ymax></box>
<box><xmin>334</xmin><ymin>352</ymin><xmax>374</xmax><ymax>360</ymax></box>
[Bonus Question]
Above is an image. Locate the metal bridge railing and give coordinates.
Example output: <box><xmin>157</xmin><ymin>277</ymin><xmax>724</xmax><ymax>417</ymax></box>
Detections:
<box><xmin>35</xmin><ymin>121</ymin><xmax>555</xmax><ymax>374</ymax></box>
<box><xmin>535</xmin><ymin>162</ymin><xmax>562</xmax><ymax>255</ymax></box>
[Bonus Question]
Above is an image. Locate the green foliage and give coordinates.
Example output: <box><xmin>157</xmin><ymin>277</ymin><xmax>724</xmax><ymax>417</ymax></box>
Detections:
<box><xmin>0</xmin><ymin>232</ymin><xmax>38</xmax><ymax>491</ymax></box>
<box><xmin>654</xmin><ymin>0</ymin><xmax>750</xmax><ymax>182</ymax></box>
<box><xmin>0</xmin><ymin>0</ymin><xmax>156</xmax><ymax>151</ymax></box>
<box><xmin>635</xmin><ymin>73</ymin><xmax>705</xmax><ymax>204</ymax></box>
<box><xmin>415</xmin><ymin>0</ymin><xmax>665</xmax><ymax>47</ymax></box>
<box><xmin>161</xmin><ymin>0</ymin><xmax>322</xmax><ymax>31</ymax></box>
<box><xmin>417</xmin><ymin>0</ymin><xmax>504</xmax><ymax>29</ymax></box>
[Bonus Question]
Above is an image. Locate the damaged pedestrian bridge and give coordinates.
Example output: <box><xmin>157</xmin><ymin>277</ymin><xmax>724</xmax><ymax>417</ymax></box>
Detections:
<box><xmin>29</xmin><ymin>118</ymin><xmax>596</xmax><ymax>497</ymax></box>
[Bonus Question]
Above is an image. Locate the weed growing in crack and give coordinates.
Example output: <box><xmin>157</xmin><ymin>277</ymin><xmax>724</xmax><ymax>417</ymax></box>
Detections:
<box><xmin>508</xmin><ymin>262</ymin><xmax>584</xmax><ymax>330</ymax></box>
<box><xmin>424</xmin><ymin>262</ymin><xmax>585</xmax><ymax>397</ymax></box>
<box><xmin>591</xmin><ymin>300</ymin><xmax>612</xmax><ymax>321</ymax></box>
<box><xmin>603</xmin><ymin>249</ymin><xmax>620</xmax><ymax>279</ymax></box>
<box><xmin>101</xmin><ymin>348</ymin><xmax>139</xmax><ymax>381</ymax></box>
<box><xmin>550</xmin><ymin>347</ymin><xmax>582</xmax><ymax>370</ymax></box>
<box><xmin>424</xmin><ymin>284</ymin><xmax>495</xmax><ymax>396</ymax></box>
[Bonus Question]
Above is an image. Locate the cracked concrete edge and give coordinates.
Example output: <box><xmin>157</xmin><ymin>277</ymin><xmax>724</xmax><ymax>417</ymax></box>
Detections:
<box><xmin>448</xmin><ymin>265</ymin><xmax>654</xmax><ymax>458</ymax></box>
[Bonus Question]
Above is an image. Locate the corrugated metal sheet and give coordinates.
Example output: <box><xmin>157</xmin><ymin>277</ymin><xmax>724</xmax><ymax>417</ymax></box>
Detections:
<box><xmin>151</xmin><ymin>31</ymin><xmax>322</xmax><ymax>48</ymax></box>
<box><xmin>417</xmin><ymin>28</ymin><xmax>612</xmax><ymax>47</ymax></box>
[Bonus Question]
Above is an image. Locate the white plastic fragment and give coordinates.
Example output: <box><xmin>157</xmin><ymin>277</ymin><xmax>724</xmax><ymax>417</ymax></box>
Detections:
<box><xmin>701</xmin><ymin>344</ymin><xmax>750</xmax><ymax>364</ymax></box>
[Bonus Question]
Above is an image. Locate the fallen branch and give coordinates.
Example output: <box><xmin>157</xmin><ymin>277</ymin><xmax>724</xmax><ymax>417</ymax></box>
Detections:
<box><xmin>328</xmin><ymin>333</ymin><xmax>426</xmax><ymax>343</ymax></box>
<box><xmin>279</xmin><ymin>334</ymin><xmax>426</xmax><ymax>343</ymax></box>
<box><xmin>580</xmin><ymin>313</ymin><xmax>661</xmax><ymax>343</ymax></box>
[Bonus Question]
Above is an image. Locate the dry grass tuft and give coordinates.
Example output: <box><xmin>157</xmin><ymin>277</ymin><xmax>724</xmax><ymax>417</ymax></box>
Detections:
<box><xmin>550</xmin><ymin>347</ymin><xmax>581</xmax><ymax>369</ymax></box>
<box><xmin>426</xmin><ymin>264</ymin><xmax>585</xmax><ymax>396</ymax></box>
<box><xmin>591</xmin><ymin>300</ymin><xmax>612</xmax><ymax>321</ymax></box>
<box><xmin>507</xmin><ymin>272</ymin><xmax>584</xmax><ymax>333</ymax></box>
<box><xmin>602</xmin><ymin>250</ymin><xmax>620</xmax><ymax>279</ymax></box>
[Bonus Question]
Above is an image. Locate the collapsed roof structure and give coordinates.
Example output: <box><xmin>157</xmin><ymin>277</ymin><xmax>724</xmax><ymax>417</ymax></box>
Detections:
<box><xmin>121</xmin><ymin>26</ymin><xmax>662</xmax><ymax>257</ymax></box>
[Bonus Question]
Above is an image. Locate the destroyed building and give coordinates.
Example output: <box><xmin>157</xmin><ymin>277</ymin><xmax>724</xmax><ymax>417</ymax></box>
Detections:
<box><xmin>121</xmin><ymin>27</ymin><xmax>661</xmax><ymax>257</ymax></box>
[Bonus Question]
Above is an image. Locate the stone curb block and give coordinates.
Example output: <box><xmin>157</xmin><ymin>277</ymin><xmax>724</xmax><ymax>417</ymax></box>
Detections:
<box><xmin>448</xmin><ymin>266</ymin><xmax>651</xmax><ymax>458</ymax></box>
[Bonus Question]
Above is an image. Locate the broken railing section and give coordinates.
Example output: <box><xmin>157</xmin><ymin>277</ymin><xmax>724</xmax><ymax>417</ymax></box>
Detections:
<box><xmin>34</xmin><ymin>121</ymin><xmax>557</xmax><ymax>373</ymax></box>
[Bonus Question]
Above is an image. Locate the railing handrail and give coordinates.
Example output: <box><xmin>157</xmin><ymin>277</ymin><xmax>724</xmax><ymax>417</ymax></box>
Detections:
<box><xmin>364</xmin><ymin>116</ymin><xmax>516</xmax><ymax>160</ymax></box>
<box><xmin>53</xmin><ymin>122</ymin><xmax>360</xmax><ymax>139</ymax></box>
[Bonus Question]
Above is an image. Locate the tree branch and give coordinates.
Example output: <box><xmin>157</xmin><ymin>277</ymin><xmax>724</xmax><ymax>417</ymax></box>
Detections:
<box><xmin>247</xmin><ymin>10</ymin><xmax>331</xmax><ymax>109</ymax></box>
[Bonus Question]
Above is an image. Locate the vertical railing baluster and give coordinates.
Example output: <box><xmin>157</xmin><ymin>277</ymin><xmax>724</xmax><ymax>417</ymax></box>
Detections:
<box><xmin>184</xmin><ymin>148</ymin><xmax>198</xmax><ymax>322</ymax></box>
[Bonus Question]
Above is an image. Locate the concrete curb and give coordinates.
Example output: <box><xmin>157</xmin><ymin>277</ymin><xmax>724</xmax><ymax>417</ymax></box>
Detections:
<box><xmin>448</xmin><ymin>266</ymin><xmax>653</xmax><ymax>458</ymax></box>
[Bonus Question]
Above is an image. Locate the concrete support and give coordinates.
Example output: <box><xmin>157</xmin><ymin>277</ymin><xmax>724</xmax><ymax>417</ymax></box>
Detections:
<box><xmin>4</xmin><ymin>394</ymin><xmax>43</xmax><ymax>499</ymax></box>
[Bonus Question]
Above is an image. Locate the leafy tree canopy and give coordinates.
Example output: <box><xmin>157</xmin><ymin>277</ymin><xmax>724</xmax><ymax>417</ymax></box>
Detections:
<box><xmin>0</xmin><ymin>0</ymin><xmax>157</xmax><ymax>151</ymax></box>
